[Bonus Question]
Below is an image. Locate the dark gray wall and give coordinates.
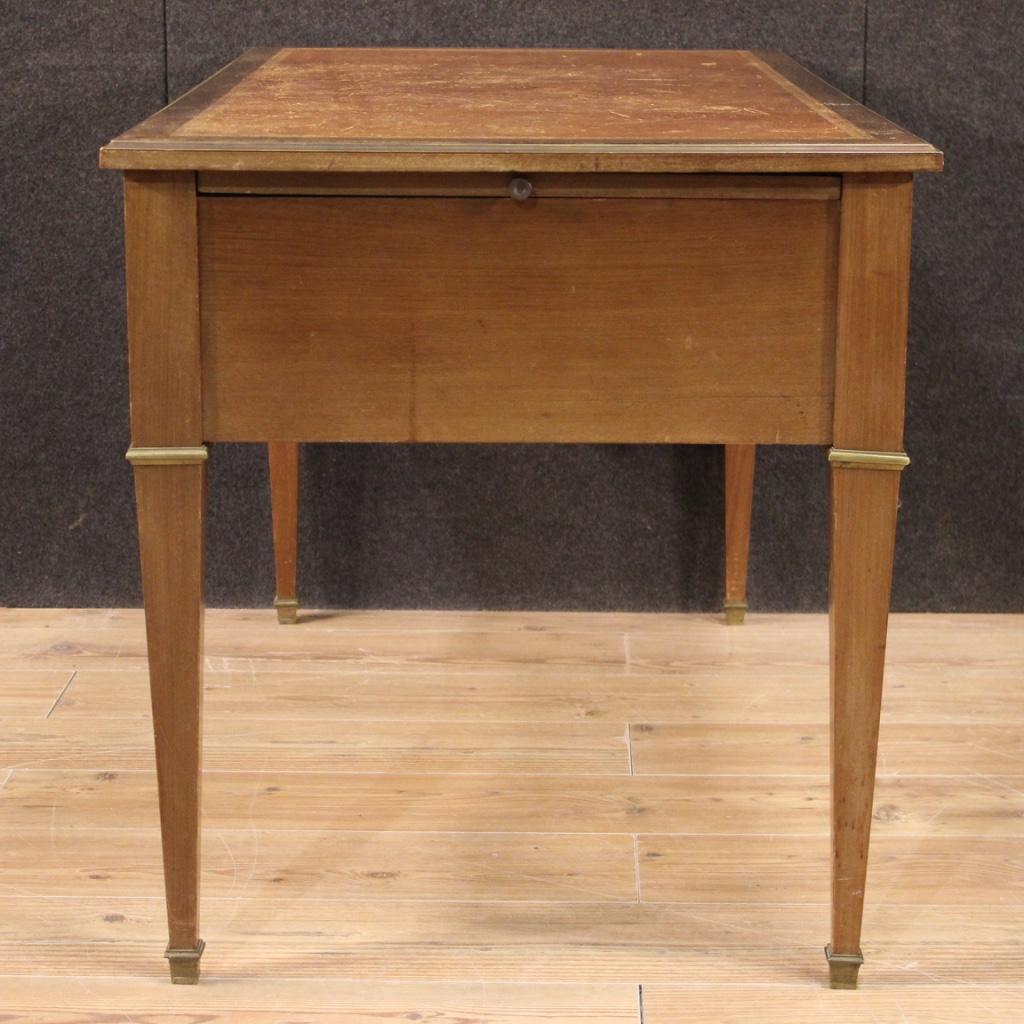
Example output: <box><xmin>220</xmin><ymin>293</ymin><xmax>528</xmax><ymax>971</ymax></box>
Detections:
<box><xmin>1</xmin><ymin>2</ymin><xmax>1020</xmax><ymax>612</ymax></box>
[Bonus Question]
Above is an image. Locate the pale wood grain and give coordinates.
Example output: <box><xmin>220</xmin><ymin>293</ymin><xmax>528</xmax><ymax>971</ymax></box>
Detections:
<box><xmin>630</xmin><ymin>723</ymin><xmax>1024</xmax><ymax>776</ymax></box>
<box><xmin>11</xmin><ymin>610</ymin><xmax>1017</xmax><ymax>667</ymax></box>
<box><xmin>5</xmin><ymin>770</ymin><xmax>1022</xmax><ymax>836</ymax></box>
<box><xmin>0</xmin><ymin>717</ymin><xmax>629</xmax><ymax>774</ymax></box>
<box><xmin>0</xmin><ymin>977</ymin><xmax>639</xmax><ymax>1021</ymax></box>
<box><xmin>638</xmin><ymin>834</ymin><xmax>1024</xmax><ymax>904</ymax></box>
<box><xmin>2</xmin><ymin>621</ymin><xmax>627</xmax><ymax>673</ymax></box>
<box><xmin>5</xmin><ymin>896</ymin><xmax>1021</xmax><ymax>955</ymax></box>
<box><xmin>2</xmin><ymin>897</ymin><xmax>1022</xmax><ymax>984</ymax></box>
<box><xmin>0</xmin><ymin>828</ymin><xmax>635</xmax><ymax>902</ymax></box>
<box><xmin>52</xmin><ymin>663</ymin><xmax>1024</xmax><ymax>726</ymax></box>
<box><xmin>0</xmin><ymin>670</ymin><xmax>74</xmax><ymax>717</ymax></box>
<box><xmin>642</xmin><ymin>987</ymin><xmax>1024</xmax><ymax>1023</ymax></box>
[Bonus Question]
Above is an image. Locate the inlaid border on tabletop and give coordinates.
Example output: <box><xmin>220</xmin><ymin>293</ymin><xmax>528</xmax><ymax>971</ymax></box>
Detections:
<box><xmin>100</xmin><ymin>47</ymin><xmax>943</xmax><ymax>174</ymax></box>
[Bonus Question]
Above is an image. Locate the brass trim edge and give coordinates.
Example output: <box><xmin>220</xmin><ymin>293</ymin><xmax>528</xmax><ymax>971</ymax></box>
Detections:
<box><xmin>126</xmin><ymin>445</ymin><xmax>209</xmax><ymax>466</ymax></box>
<box><xmin>828</xmin><ymin>448</ymin><xmax>909</xmax><ymax>471</ymax></box>
<box><xmin>824</xmin><ymin>944</ymin><xmax>863</xmax><ymax>990</ymax></box>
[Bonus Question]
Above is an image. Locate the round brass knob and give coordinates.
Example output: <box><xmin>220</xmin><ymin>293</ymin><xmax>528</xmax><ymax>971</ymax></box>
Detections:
<box><xmin>508</xmin><ymin>176</ymin><xmax>533</xmax><ymax>200</ymax></box>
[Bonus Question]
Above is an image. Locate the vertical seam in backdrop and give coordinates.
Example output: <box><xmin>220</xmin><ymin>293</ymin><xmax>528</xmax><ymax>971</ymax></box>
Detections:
<box><xmin>862</xmin><ymin>0</ymin><xmax>870</xmax><ymax>104</ymax></box>
<box><xmin>161</xmin><ymin>0</ymin><xmax>169</xmax><ymax>105</ymax></box>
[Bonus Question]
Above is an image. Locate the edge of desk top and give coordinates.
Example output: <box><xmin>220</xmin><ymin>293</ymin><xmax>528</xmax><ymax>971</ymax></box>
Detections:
<box><xmin>100</xmin><ymin>47</ymin><xmax>943</xmax><ymax>174</ymax></box>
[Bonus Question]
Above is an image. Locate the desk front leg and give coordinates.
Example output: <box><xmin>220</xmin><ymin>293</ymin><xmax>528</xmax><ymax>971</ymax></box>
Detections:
<box><xmin>129</xmin><ymin>454</ymin><xmax>207</xmax><ymax>983</ymax></box>
<box><xmin>123</xmin><ymin>171</ymin><xmax>206</xmax><ymax>982</ymax></box>
<box><xmin>827</xmin><ymin>456</ymin><xmax>903</xmax><ymax>987</ymax></box>
<box><xmin>826</xmin><ymin>173</ymin><xmax>913</xmax><ymax>989</ymax></box>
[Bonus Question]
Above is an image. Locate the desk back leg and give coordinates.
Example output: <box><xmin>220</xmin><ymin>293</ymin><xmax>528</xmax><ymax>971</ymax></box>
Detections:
<box><xmin>268</xmin><ymin>442</ymin><xmax>300</xmax><ymax>624</ymax></box>
<box><xmin>723</xmin><ymin>444</ymin><xmax>756</xmax><ymax>624</ymax></box>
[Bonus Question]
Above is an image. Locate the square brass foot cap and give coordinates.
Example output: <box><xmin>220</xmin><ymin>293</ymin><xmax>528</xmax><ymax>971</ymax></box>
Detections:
<box><xmin>723</xmin><ymin>600</ymin><xmax>747</xmax><ymax>625</ymax></box>
<box><xmin>166</xmin><ymin>939</ymin><xmax>205</xmax><ymax>984</ymax></box>
<box><xmin>825</xmin><ymin>944</ymin><xmax>863</xmax><ymax>990</ymax></box>
<box><xmin>274</xmin><ymin>598</ymin><xmax>299</xmax><ymax>625</ymax></box>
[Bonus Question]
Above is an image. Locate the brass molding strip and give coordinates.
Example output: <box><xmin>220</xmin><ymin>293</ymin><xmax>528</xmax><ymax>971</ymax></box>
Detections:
<box><xmin>828</xmin><ymin>448</ymin><xmax>909</xmax><ymax>471</ymax></box>
<box><xmin>126</xmin><ymin>445</ymin><xmax>209</xmax><ymax>466</ymax></box>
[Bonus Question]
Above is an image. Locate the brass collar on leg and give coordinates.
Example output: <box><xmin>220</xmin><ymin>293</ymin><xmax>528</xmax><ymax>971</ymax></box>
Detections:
<box><xmin>126</xmin><ymin>446</ymin><xmax>209</xmax><ymax>466</ymax></box>
<box><xmin>828</xmin><ymin>448</ymin><xmax>909</xmax><ymax>471</ymax></box>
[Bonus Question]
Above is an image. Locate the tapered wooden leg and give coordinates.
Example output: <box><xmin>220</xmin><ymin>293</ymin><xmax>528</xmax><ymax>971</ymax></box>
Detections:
<box><xmin>827</xmin><ymin>457</ymin><xmax>903</xmax><ymax>989</ymax></box>
<box><xmin>723</xmin><ymin>444</ymin><xmax>755</xmax><ymax>624</ymax></box>
<box><xmin>268</xmin><ymin>442</ymin><xmax>299</xmax><ymax>624</ymax></box>
<box><xmin>131</xmin><ymin>455</ymin><xmax>206</xmax><ymax>984</ymax></box>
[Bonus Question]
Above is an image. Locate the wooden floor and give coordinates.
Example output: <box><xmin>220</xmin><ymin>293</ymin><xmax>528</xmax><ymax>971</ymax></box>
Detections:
<box><xmin>0</xmin><ymin>609</ymin><xmax>1022</xmax><ymax>1022</ymax></box>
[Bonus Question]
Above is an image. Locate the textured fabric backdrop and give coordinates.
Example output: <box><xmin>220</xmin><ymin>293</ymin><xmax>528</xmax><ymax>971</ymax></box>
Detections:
<box><xmin>1</xmin><ymin>2</ymin><xmax>1021</xmax><ymax>611</ymax></box>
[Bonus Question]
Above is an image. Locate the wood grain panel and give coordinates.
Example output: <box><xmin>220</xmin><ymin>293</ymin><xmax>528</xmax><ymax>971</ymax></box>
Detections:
<box><xmin>199</xmin><ymin>195</ymin><xmax>837</xmax><ymax>443</ymax></box>
<box><xmin>833</xmin><ymin>173</ymin><xmax>914</xmax><ymax>450</ymax></box>
<box><xmin>123</xmin><ymin>172</ymin><xmax>201</xmax><ymax>446</ymax></box>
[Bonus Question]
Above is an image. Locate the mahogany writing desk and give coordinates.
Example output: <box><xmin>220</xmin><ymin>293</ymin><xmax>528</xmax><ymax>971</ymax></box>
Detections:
<box><xmin>100</xmin><ymin>47</ymin><xmax>942</xmax><ymax>988</ymax></box>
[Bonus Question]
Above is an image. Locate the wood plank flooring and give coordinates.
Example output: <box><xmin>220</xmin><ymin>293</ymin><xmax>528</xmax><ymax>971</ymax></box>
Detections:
<box><xmin>0</xmin><ymin>609</ymin><xmax>1021</xmax><ymax>1022</ymax></box>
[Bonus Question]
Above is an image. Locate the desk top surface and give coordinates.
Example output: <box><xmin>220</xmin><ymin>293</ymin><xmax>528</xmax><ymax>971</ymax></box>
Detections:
<box><xmin>101</xmin><ymin>47</ymin><xmax>941</xmax><ymax>174</ymax></box>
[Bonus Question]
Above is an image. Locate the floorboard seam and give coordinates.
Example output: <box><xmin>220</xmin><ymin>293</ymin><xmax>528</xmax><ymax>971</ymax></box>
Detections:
<box><xmin>633</xmin><ymin>834</ymin><xmax>642</xmax><ymax>904</ymax></box>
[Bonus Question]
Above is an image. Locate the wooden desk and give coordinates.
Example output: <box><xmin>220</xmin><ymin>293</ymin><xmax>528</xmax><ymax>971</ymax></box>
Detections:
<box><xmin>100</xmin><ymin>47</ymin><xmax>941</xmax><ymax>988</ymax></box>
